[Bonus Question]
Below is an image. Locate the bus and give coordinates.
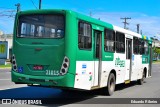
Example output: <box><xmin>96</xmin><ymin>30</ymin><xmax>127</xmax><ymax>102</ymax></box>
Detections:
<box><xmin>11</xmin><ymin>9</ymin><xmax>152</xmax><ymax>95</ymax></box>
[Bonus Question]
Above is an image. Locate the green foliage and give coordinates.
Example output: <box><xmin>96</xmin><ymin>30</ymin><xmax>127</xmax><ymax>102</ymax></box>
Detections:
<box><xmin>153</xmin><ymin>47</ymin><xmax>160</xmax><ymax>59</ymax></box>
<box><xmin>154</xmin><ymin>47</ymin><xmax>160</xmax><ymax>54</ymax></box>
<box><xmin>0</xmin><ymin>64</ymin><xmax>11</xmax><ymax>68</ymax></box>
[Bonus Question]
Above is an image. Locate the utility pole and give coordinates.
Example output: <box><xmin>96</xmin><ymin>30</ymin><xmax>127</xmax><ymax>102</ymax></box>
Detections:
<box><xmin>140</xmin><ymin>30</ymin><xmax>142</xmax><ymax>35</ymax></box>
<box><xmin>136</xmin><ymin>24</ymin><xmax>140</xmax><ymax>34</ymax></box>
<box><xmin>120</xmin><ymin>17</ymin><xmax>131</xmax><ymax>29</ymax></box>
<box><xmin>15</xmin><ymin>3</ymin><xmax>20</xmax><ymax>12</ymax></box>
<box><xmin>39</xmin><ymin>0</ymin><xmax>42</xmax><ymax>9</ymax></box>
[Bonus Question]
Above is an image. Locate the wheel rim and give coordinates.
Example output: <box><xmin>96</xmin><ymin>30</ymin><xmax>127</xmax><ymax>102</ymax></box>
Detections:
<box><xmin>110</xmin><ymin>77</ymin><xmax>115</xmax><ymax>91</ymax></box>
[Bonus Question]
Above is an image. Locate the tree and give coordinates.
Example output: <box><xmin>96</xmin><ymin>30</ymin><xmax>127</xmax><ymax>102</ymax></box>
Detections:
<box><xmin>155</xmin><ymin>47</ymin><xmax>160</xmax><ymax>54</ymax></box>
<box><xmin>153</xmin><ymin>47</ymin><xmax>160</xmax><ymax>60</ymax></box>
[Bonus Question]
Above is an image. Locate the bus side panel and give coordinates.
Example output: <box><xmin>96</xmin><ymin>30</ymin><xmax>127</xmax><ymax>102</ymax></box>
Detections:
<box><xmin>101</xmin><ymin>61</ymin><xmax>115</xmax><ymax>87</ymax></box>
<box><xmin>64</xmin><ymin>11</ymin><xmax>77</xmax><ymax>87</ymax></box>
<box><xmin>131</xmin><ymin>55</ymin><xmax>142</xmax><ymax>81</ymax></box>
<box><xmin>114</xmin><ymin>53</ymin><xmax>126</xmax><ymax>84</ymax></box>
<box><xmin>74</xmin><ymin>61</ymin><xmax>93</xmax><ymax>90</ymax></box>
<box><xmin>74</xmin><ymin>20</ymin><xmax>93</xmax><ymax>90</ymax></box>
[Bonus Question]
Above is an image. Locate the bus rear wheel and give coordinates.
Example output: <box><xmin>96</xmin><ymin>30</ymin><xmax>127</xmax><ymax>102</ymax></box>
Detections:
<box><xmin>138</xmin><ymin>71</ymin><xmax>145</xmax><ymax>85</ymax></box>
<box><xmin>106</xmin><ymin>73</ymin><xmax>116</xmax><ymax>96</ymax></box>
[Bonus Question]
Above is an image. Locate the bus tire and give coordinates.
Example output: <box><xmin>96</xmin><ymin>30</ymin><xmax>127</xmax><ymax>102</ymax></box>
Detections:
<box><xmin>106</xmin><ymin>73</ymin><xmax>116</xmax><ymax>96</ymax></box>
<box><xmin>138</xmin><ymin>71</ymin><xmax>145</xmax><ymax>85</ymax></box>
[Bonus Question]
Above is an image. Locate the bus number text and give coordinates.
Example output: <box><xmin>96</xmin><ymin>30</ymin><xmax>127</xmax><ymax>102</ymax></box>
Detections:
<box><xmin>46</xmin><ymin>70</ymin><xmax>59</xmax><ymax>76</ymax></box>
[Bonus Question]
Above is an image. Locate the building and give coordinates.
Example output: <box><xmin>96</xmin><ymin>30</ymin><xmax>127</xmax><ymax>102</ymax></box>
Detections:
<box><xmin>0</xmin><ymin>34</ymin><xmax>13</xmax><ymax>64</ymax></box>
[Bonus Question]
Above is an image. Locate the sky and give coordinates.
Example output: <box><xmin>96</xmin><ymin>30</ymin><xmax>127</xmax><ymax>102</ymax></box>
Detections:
<box><xmin>0</xmin><ymin>0</ymin><xmax>160</xmax><ymax>39</ymax></box>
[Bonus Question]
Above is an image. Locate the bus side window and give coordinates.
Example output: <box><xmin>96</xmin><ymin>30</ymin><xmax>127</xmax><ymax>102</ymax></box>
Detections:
<box><xmin>139</xmin><ymin>39</ymin><xmax>144</xmax><ymax>55</ymax></box>
<box><xmin>104</xmin><ymin>29</ymin><xmax>115</xmax><ymax>52</ymax></box>
<box><xmin>133</xmin><ymin>37</ymin><xmax>139</xmax><ymax>54</ymax></box>
<box><xmin>78</xmin><ymin>21</ymin><xmax>92</xmax><ymax>50</ymax></box>
<box><xmin>144</xmin><ymin>41</ymin><xmax>148</xmax><ymax>55</ymax></box>
<box><xmin>115</xmin><ymin>32</ymin><xmax>125</xmax><ymax>53</ymax></box>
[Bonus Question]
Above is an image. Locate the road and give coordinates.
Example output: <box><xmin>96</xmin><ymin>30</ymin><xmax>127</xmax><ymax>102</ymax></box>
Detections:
<box><xmin>0</xmin><ymin>64</ymin><xmax>160</xmax><ymax>107</ymax></box>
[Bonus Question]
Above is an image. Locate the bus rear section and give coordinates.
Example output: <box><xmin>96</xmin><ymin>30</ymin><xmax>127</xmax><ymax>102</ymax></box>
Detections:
<box><xmin>11</xmin><ymin>10</ymin><xmax>75</xmax><ymax>88</ymax></box>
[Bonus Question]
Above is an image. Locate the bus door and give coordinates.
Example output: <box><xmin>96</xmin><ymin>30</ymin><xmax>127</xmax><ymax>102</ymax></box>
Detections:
<box><xmin>148</xmin><ymin>44</ymin><xmax>152</xmax><ymax>76</ymax></box>
<box><xmin>125</xmin><ymin>38</ymin><xmax>132</xmax><ymax>80</ymax></box>
<box><xmin>92</xmin><ymin>30</ymin><xmax>102</xmax><ymax>87</ymax></box>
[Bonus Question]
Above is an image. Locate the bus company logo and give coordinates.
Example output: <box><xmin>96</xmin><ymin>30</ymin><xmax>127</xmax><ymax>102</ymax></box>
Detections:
<box><xmin>82</xmin><ymin>64</ymin><xmax>87</xmax><ymax>69</ymax></box>
<box><xmin>115</xmin><ymin>57</ymin><xmax>125</xmax><ymax>67</ymax></box>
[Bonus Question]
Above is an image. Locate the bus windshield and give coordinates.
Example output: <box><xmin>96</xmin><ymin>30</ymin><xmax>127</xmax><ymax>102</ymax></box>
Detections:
<box><xmin>18</xmin><ymin>14</ymin><xmax>65</xmax><ymax>38</ymax></box>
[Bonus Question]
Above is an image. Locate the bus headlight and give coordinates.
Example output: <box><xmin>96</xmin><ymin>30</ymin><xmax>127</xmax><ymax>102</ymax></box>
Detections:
<box><xmin>12</xmin><ymin>54</ymin><xmax>17</xmax><ymax>72</ymax></box>
<box><xmin>60</xmin><ymin>56</ymin><xmax>69</xmax><ymax>75</ymax></box>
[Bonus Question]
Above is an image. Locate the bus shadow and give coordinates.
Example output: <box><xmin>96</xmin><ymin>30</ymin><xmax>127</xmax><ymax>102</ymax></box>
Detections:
<box><xmin>0</xmin><ymin>81</ymin><xmax>145</xmax><ymax>106</ymax></box>
<box><xmin>115</xmin><ymin>81</ymin><xmax>145</xmax><ymax>92</ymax></box>
<box><xmin>0</xmin><ymin>86</ymin><xmax>97</xmax><ymax>106</ymax></box>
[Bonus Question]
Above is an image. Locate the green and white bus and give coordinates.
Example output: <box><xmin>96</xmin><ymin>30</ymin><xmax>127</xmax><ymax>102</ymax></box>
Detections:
<box><xmin>11</xmin><ymin>9</ymin><xmax>152</xmax><ymax>95</ymax></box>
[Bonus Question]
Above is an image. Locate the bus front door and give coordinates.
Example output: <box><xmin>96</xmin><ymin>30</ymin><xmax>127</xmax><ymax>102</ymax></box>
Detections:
<box><xmin>92</xmin><ymin>30</ymin><xmax>102</xmax><ymax>87</ymax></box>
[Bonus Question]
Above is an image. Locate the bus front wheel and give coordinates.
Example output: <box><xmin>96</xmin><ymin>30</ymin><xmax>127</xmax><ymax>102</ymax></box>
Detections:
<box><xmin>106</xmin><ymin>73</ymin><xmax>116</xmax><ymax>96</ymax></box>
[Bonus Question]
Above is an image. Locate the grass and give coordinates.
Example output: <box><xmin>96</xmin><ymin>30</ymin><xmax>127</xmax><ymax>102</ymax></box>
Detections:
<box><xmin>0</xmin><ymin>64</ymin><xmax>11</xmax><ymax>68</ymax></box>
<box><xmin>153</xmin><ymin>60</ymin><xmax>160</xmax><ymax>64</ymax></box>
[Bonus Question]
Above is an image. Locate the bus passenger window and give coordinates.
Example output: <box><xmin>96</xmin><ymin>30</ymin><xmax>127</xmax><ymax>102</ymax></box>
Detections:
<box><xmin>104</xmin><ymin>29</ymin><xmax>115</xmax><ymax>52</ymax></box>
<box><xmin>115</xmin><ymin>32</ymin><xmax>125</xmax><ymax>53</ymax></box>
<box><xmin>139</xmin><ymin>39</ymin><xmax>144</xmax><ymax>55</ymax></box>
<box><xmin>144</xmin><ymin>41</ymin><xmax>148</xmax><ymax>55</ymax></box>
<box><xmin>78</xmin><ymin>21</ymin><xmax>92</xmax><ymax>50</ymax></box>
<box><xmin>133</xmin><ymin>37</ymin><xmax>139</xmax><ymax>54</ymax></box>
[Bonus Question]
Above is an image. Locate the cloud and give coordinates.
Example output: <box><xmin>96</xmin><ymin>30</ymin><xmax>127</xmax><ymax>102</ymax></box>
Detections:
<box><xmin>92</xmin><ymin>12</ymin><xmax>160</xmax><ymax>39</ymax></box>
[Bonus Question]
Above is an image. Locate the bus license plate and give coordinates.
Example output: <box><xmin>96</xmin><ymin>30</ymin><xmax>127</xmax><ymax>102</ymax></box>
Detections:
<box><xmin>33</xmin><ymin>65</ymin><xmax>43</xmax><ymax>70</ymax></box>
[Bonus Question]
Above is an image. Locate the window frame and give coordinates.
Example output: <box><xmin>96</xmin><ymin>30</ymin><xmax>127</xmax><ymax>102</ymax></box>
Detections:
<box><xmin>78</xmin><ymin>20</ymin><xmax>92</xmax><ymax>50</ymax></box>
<box><xmin>17</xmin><ymin>14</ymin><xmax>65</xmax><ymax>39</ymax></box>
<box><xmin>143</xmin><ymin>40</ymin><xmax>149</xmax><ymax>55</ymax></box>
<box><xmin>133</xmin><ymin>37</ymin><xmax>139</xmax><ymax>54</ymax></box>
<box><xmin>139</xmin><ymin>38</ymin><xmax>144</xmax><ymax>55</ymax></box>
<box><xmin>115</xmin><ymin>31</ymin><xmax>125</xmax><ymax>53</ymax></box>
<box><xmin>104</xmin><ymin>28</ymin><xmax>115</xmax><ymax>52</ymax></box>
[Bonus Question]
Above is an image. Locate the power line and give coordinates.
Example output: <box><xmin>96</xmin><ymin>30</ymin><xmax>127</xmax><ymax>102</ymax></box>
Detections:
<box><xmin>0</xmin><ymin>7</ymin><xmax>15</xmax><ymax>10</ymax></box>
<box><xmin>30</xmin><ymin>0</ymin><xmax>38</xmax><ymax>9</ymax></box>
<box><xmin>0</xmin><ymin>9</ymin><xmax>16</xmax><ymax>18</ymax></box>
